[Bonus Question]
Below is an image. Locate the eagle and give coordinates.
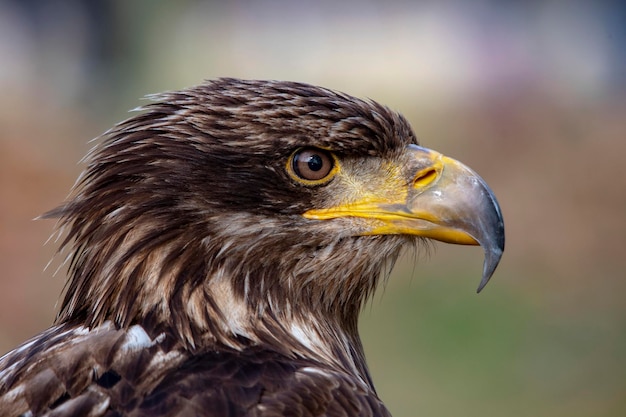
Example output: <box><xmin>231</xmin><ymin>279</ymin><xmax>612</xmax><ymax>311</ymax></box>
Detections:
<box><xmin>0</xmin><ymin>78</ymin><xmax>504</xmax><ymax>416</ymax></box>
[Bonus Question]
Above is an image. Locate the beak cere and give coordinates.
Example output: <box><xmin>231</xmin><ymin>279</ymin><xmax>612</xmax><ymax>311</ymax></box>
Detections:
<box><xmin>303</xmin><ymin>144</ymin><xmax>505</xmax><ymax>292</ymax></box>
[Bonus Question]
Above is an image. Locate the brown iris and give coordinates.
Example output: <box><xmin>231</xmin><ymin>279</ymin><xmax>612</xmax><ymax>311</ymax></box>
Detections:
<box><xmin>288</xmin><ymin>148</ymin><xmax>337</xmax><ymax>184</ymax></box>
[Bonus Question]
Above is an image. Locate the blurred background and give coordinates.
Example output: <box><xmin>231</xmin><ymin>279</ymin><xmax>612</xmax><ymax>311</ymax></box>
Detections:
<box><xmin>0</xmin><ymin>1</ymin><xmax>624</xmax><ymax>415</ymax></box>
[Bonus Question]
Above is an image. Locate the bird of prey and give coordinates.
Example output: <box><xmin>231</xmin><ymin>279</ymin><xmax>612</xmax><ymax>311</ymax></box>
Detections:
<box><xmin>0</xmin><ymin>78</ymin><xmax>504</xmax><ymax>416</ymax></box>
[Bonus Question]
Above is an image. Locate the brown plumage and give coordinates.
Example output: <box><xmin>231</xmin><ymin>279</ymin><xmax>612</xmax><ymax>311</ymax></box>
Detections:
<box><xmin>0</xmin><ymin>78</ymin><xmax>504</xmax><ymax>416</ymax></box>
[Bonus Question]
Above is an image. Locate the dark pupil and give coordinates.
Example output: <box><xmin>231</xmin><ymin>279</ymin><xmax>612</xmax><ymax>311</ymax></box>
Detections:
<box><xmin>307</xmin><ymin>154</ymin><xmax>323</xmax><ymax>171</ymax></box>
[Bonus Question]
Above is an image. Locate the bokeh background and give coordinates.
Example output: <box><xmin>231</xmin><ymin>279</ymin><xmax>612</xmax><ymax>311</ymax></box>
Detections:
<box><xmin>1</xmin><ymin>1</ymin><xmax>624</xmax><ymax>415</ymax></box>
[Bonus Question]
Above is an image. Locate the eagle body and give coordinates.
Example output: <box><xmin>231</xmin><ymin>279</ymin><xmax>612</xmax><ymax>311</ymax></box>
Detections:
<box><xmin>0</xmin><ymin>79</ymin><xmax>504</xmax><ymax>416</ymax></box>
<box><xmin>0</xmin><ymin>323</ymin><xmax>387</xmax><ymax>416</ymax></box>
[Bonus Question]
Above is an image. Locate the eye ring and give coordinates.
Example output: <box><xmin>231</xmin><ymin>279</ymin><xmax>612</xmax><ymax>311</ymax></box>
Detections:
<box><xmin>287</xmin><ymin>147</ymin><xmax>338</xmax><ymax>185</ymax></box>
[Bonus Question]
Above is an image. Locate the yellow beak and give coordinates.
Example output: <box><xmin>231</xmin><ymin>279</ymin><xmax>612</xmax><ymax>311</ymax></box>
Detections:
<box><xmin>303</xmin><ymin>145</ymin><xmax>505</xmax><ymax>292</ymax></box>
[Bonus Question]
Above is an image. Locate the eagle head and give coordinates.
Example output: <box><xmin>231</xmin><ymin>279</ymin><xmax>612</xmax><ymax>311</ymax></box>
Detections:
<box><xmin>48</xmin><ymin>78</ymin><xmax>504</xmax><ymax>381</ymax></box>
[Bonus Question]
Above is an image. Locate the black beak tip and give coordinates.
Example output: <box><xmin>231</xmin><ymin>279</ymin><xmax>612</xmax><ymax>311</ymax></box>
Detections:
<box><xmin>476</xmin><ymin>232</ymin><xmax>505</xmax><ymax>293</ymax></box>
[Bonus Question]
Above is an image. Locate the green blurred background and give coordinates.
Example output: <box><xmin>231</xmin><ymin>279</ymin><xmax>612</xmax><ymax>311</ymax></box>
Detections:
<box><xmin>0</xmin><ymin>1</ymin><xmax>624</xmax><ymax>415</ymax></box>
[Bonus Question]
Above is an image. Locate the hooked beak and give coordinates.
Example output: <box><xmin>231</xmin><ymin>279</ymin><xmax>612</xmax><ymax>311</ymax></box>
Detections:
<box><xmin>304</xmin><ymin>145</ymin><xmax>505</xmax><ymax>292</ymax></box>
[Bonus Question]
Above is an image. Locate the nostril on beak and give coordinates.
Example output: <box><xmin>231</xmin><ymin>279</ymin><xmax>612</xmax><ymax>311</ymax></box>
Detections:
<box><xmin>413</xmin><ymin>168</ymin><xmax>438</xmax><ymax>189</ymax></box>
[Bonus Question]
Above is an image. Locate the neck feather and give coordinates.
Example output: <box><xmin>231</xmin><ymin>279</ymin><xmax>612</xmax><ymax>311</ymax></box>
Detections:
<box><xmin>51</xmin><ymin>210</ymin><xmax>405</xmax><ymax>386</ymax></box>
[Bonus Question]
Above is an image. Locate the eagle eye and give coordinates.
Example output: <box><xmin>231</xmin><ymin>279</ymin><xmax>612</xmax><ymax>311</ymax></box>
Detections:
<box><xmin>288</xmin><ymin>148</ymin><xmax>337</xmax><ymax>184</ymax></box>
